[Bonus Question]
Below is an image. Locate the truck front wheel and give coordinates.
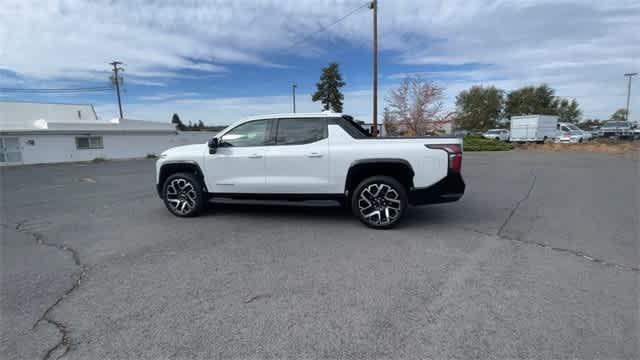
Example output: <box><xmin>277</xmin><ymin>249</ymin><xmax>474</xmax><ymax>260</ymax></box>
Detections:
<box><xmin>162</xmin><ymin>172</ymin><xmax>206</xmax><ymax>217</ymax></box>
<box><xmin>351</xmin><ymin>176</ymin><xmax>408</xmax><ymax>229</ymax></box>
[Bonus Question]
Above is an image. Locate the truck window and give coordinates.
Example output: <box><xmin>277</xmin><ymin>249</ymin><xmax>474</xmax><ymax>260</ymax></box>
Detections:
<box><xmin>275</xmin><ymin>118</ymin><xmax>327</xmax><ymax>145</ymax></box>
<box><xmin>221</xmin><ymin>120</ymin><xmax>271</xmax><ymax>147</ymax></box>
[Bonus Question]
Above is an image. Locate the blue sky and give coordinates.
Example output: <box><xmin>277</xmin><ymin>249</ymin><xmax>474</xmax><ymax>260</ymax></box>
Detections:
<box><xmin>1</xmin><ymin>0</ymin><xmax>638</xmax><ymax>125</ymax></box>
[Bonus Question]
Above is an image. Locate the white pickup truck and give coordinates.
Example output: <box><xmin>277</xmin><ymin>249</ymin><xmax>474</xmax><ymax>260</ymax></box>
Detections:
<box><xmin>155</xmin><ymin>113</ymin><xmax>465</xmax><ymax>228</ymax></box>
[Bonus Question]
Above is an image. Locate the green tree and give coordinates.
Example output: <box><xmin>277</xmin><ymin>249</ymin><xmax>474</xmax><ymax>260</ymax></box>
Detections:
<box><xmin>197</xmin><ymin>120</ymin><xmax>205</xmax><ymax>130</ymax></box>
<box><xmin>312</xmin><ymin>63</ymin><xmax>346</xmax><ymax>112</ymax></box>
<box><xmin>557</xmin><ymin>98</ymin><xmax>582</xmax><ymax>123</ymax></box>
<box><xmin>455</xmin><ymin>85</ymin><xmax>504</xmax><ymax>131</ymax></box>
<box><xmin>609</xmin><ymin>108</ymin><xmax>628</xmax><ymax>121</ymax></box>
<box><xmin>505</xmin><ymin>84</ymin><xmax>558</xmax><ymax>118</ymax></box>
<box><xmin>171</xmin><ymin>113</ymin><xmax>185</xmax><ymax>131</ymax></box>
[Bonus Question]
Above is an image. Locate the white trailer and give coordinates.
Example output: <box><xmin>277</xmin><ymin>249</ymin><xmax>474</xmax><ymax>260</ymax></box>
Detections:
<box><xmin>509</xmin><ymin>115</ymin><xmax>558</xmax><ymax>143</ymax></box>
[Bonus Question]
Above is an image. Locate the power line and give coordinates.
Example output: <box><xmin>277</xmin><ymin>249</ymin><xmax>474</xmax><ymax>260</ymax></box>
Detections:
<box><xmin>0</xmin><ymin>86</ymin><xmax>112</xmax><ymax>93</ymax></box>
<box><xmin>285</xmin><ymin>2</ymin><xmax>371</xmax><ymax>51</ymax></box>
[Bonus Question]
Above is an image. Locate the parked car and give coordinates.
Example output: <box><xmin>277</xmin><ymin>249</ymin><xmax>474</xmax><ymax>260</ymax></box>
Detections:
<box><xmin>557</xmin><ymin>131</ymin><xmax>584</xmax><ymax>143</ymax></box>
<box><xmin>589</xmin><ymin>127</ymin><xmax>602</xmax><ymax>138</ymax></box>
<box><xmin>482</xmin><ymin>129</ymin><xmax>510</xmax><ymax>141</ymax></box>
<box><xmin>631</xmin><ymin>124</ymin><xmax>640</xmax><ymax>139</ymax></box>
<box><xmin>155</xmin><ymin>113</ymin><xmax>465</xmax><ymax>229</ymax></box>
<box><xmin>557</xmin><ymin>123</ymin><xmax>592</xmax><ymax>143</ymax></box>
<box><xmin>600</xmin><ymin>121</ymin><xmax>633</xmax><ymax>138</ymax></box>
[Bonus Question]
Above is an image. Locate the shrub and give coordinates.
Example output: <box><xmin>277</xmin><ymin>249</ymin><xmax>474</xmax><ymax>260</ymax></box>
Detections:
<box><xmin>463</xmin><ymin>136</ymin><xmax>513</xmax><ymax>151</ymax></box>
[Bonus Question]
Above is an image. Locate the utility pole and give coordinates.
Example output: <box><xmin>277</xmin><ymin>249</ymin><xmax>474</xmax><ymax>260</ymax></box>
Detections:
<box><xmin>369</xmin><ymin>0</ymin><xmax>378</xmax><ymax>136</ymax></box>
<box><xmin>624</xmin><ymin>72</ymin><xmax>637</xmax><ymax>122</ymax></box>
<box><xmin>292</xmin><ymin>83</ymin><xmax>297</xmax><ymax>113</ymax></box>
<box><xmin>109</xmin><ymin>61</ymin><xmax>124</xmax><ymax>119</ymax></box>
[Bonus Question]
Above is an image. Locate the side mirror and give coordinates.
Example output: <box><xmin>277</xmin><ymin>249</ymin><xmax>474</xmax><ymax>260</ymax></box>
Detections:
<box><xmin>208</xmin><ymin>138</ymin><xmax>219</xmax><ymax>154</ymax></box>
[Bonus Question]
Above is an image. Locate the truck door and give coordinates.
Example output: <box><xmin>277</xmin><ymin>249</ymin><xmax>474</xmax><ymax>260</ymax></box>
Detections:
<box><xmin>204</xmin><ymin>119</ymin><xmax>273</xmax><ymax>193</ymax></box>
<box><xmin>265</xmin><ymin>118</ymin><xmax>330</xmax><ymax>193</ymax></box>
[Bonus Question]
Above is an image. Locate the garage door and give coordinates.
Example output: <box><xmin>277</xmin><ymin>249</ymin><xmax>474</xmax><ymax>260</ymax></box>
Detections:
<box><xmin>0</xmin><ymin>137</ymin><xmax>22</xmax><ymax>163</ymax></box>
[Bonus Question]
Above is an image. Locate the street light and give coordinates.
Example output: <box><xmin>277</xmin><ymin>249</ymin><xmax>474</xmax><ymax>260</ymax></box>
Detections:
<box><xmin>624</xmin><ymin>72</ymin><xmax>637</xmax><ymax>122</ymax></box>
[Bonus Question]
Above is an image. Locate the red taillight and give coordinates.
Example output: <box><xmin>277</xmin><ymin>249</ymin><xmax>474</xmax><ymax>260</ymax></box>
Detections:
<box><xmin>450</xmin><ymin>153</ymin><xmax>462</xmax><ymax>172</ymax></box>
<box><xmin>426</xmin><ymin>144</ymin><xmax>462</xmax><ymax>173</ymax></box>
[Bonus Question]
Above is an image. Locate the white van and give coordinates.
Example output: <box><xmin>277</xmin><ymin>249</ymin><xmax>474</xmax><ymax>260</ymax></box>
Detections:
<box><xmin>510</xmin><ymin>115</ymin><xmax>558</xmax><ymax>143</ymax></box>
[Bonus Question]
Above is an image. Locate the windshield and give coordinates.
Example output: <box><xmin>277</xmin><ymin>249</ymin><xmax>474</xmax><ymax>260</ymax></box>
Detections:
<box><xmin>487</xmin><ymin>130</ymin><xmax>502</xmax><ymax>134</ymax></box>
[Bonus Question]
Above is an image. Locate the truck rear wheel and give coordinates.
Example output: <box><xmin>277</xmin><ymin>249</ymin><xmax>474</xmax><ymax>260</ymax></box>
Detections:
<box><xmin>162</xmin><ymin>172</ymin><xmax>206</xmax><ymax>217</ymax></box>
<box><xmin>351</xmin><ymin>176</ymin><xmax>408</xmax><ymax>229</ymax></box>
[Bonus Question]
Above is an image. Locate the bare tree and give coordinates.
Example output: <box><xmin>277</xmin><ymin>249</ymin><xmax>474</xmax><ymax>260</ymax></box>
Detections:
<box><xmin>383</xmin><ymin>107</ymin><xmax>399</xmax><ymax>136</ymax></box>
<box><xmin>385</xmin><ymin>76</ymin><xmax>448</xmax><ymax>136</ymax></box>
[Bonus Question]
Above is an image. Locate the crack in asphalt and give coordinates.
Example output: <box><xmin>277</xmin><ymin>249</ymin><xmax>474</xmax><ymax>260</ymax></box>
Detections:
<box><xmin>463</xmin><ymin>228</ymin><xmax>640</xmax><ymax>274</ymax></box>
<box><xmin>13</xmin><ymin>221</ymin><xmax>89</xmax><ymax>360</ymax></box>
<box><xmin>498</xmin><ymin>171</ymin><xmax>537</xmax><ymax>237</ymax></box>
<box><xmin>463</xmin><ymin>169</ymin><xmax>639</xmax><ymax>273</ymax></box>
<box><xmin>41</xmin><ymin>318</ymin><xmax>71</xmax><ymax>360</ymax></box>
<box><xmin>244</xmin><ymin>293</ymin><xmax>272</xmax><ymax>304</ymax></box>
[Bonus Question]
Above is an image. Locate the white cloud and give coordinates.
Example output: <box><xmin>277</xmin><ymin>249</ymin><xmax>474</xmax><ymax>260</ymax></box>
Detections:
<box><xmin>2</xmin><ymin>0</ymin><xmax>639</xmax><ymax>119</ymax></box>
<box><xmin>392</xmin><ymin>0</ymin><xmax>640</xmax><ymax>119</ymax></box>
<box><xmin>0</xmin><ymin>0</ymin><xmax>363</xmax><ymax>80</ymax></box>
<box><xmin>136</xmin><ymin>92</ymin><xmax>202</xmax><ymax>101</ymax></box>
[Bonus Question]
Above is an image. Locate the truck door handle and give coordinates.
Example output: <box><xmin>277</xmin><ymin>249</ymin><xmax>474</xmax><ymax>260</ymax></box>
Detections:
<box><xmin>307</xmin><ymin>152</ymin><xmax>323</xmax><ymax>158</ymax></box>
<box><xmin>248</xmin><ymin>154</ymin><xmax>263</xmax><ymax>159</ymax></box>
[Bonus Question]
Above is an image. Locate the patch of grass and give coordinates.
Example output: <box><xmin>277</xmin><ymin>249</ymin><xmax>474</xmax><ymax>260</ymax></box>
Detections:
<box><xmin>515</xmin><ymin>141</ymin><xmax>639</xmax><ymax>157</ymax></box>
<box><xmin>463</xmin><ymin>136</ymin><xmax>513</xmax><ymax>151</ymax></box>
<box><xmin>92</xmin><ymin>157</ymin><xmax>107</xmax><ymax>163</ymax></box>
<box><xmin>146</xmin><ymin>153</ymin><xmax>158</xmax><ymax>159</ymax></box>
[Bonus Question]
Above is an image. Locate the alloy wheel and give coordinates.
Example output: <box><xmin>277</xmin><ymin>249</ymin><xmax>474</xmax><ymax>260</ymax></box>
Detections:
<box><xmin>165</xmin><ymin>178</ymin><xmax>198</xmax><ymax>215</ymax></box>
<box><xmin>358</xmin><ymin>183</ymin><xmax>402</xmax><ymax>226</ymax></box>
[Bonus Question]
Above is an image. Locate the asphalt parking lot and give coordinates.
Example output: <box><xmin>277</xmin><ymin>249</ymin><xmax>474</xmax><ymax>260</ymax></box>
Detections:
<box><xmin>1</xmin><ymin>151</ymin><xmax>638</xmax><ymax>359</ymax></box>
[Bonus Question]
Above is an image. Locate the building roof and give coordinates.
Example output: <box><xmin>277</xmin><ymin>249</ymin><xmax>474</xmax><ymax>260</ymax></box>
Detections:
<box><xmin>0</xmin><ymin>101</ymin><xmax>175</xmax><ymax>134</ymax></box>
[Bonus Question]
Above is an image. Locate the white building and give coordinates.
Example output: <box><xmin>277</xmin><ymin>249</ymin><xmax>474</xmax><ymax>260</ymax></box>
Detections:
<box><xmin>0</xmin><ymin>101</ymin><xmax>213</xmax><ymax>165</ymax></box>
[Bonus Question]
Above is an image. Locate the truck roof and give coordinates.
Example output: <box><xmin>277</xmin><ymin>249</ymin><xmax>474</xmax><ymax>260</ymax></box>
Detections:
<box><xmin>244</xmin><ymin>112</ymin><xmax>343</xmax><ymax>121</ymax></box>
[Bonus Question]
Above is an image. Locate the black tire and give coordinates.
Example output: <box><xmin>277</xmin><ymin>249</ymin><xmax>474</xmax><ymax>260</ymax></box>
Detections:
<box><xmin>495</xmin><ymin>137</ymin><xmax>500</xmax><ymax>141</ymax></box>
<box><xmin>351</xmin><ymin>176</ymin><xmax>408</xmax><ymax>229</ymax></box>
<box><xmin>162</xmin><ymin>172</ymin><xmax>206</xmax><ymax>217</ymax></box>
<box><xmin>337</xmin><ymin>197</ymin><xmax>351</xmax><ymax>210</ymax></box>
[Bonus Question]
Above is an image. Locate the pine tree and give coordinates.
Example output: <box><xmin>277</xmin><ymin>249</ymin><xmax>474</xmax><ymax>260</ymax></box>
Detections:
<box><xmin>312</xmin><ymin>63</ymin><xmax>346</xmax><ymax>112</ymax></box>
<box><xmin>171</xmin><ymin>113</ymin><xmax>185</xmax><ymax>131</ymax></box>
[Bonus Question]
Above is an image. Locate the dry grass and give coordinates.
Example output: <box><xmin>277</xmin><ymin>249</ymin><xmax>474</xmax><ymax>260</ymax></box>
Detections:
<box><xmin>514</xmin><ymin>141</ymin><xmax>640</xmax><ymax>158</ymax></box>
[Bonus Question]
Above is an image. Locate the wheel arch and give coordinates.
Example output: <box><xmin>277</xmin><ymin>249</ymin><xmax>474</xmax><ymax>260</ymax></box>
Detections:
<box><xmin>158</xmin><ymin>161</ymin><xmax>207</xmax><ymax>196</ymax></box>
<box><xmin>345</xmin><ymin>159</ymin><xmax>415</xmax><ymax>196</ymax></box>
